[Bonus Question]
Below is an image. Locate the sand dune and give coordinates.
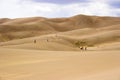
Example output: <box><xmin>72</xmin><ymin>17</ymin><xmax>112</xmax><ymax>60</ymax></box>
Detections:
<box><xmin>0</xmin><ymin>14</ymin><xmax>120</xmax><ymax>42</ymax></box>
<box><xmin>0</xmin><ymin>14</ymin><xmax>120</xmax><ymax>80</ymax></box>
<box><xmin>0</xmin><ymin>27</ymin><xmax>119</xmax><ymax>51</ymax></box>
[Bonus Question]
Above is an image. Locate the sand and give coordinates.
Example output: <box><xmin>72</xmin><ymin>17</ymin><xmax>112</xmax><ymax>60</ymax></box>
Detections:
<box><xmin>0</xmin><ymin>44</ymin><xmax>120</xmax><ymax>80</ymax></box>
<box><xmin>0</xmin><ymin>48</ymin><xmax>120</xmax><ymax>80</ymax></box>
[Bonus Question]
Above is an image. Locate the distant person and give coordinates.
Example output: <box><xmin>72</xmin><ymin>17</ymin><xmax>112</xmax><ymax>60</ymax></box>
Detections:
<box><xmin>80</xmin><ymin>47</ymin><xmax>83</xmax><ymax>50</ymax></box>
<box><xmin>84</xmin><ymin>46</ymin><xmax>87</xmax><ymax>51</ymax></box>
<box><xmin>34</xmin><ymin>40</ymin><xmax>36</xmax><ymax>43</ymax></box>
<box><xmin>47</xmin><ymin>39</ymin><xmax>49</xmax><ymax>42</ymax></box>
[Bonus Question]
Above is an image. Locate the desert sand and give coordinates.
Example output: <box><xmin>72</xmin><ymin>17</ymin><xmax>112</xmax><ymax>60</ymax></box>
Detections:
<box><xmin>0</xmin><ymin>48</ymin><xmax>120</xmax><ymax>80</ymax></box>
<box><xmin>0</xmin><ymin>15</ymin><xmax>120</xmax><ymax>80</ymax></box>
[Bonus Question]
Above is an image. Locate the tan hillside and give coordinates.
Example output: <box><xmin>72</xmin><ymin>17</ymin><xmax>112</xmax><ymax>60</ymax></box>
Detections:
<box><xmin>1</xmin><ymin>17</ymin><xmax>46</xmax><ymax>25</ymax></box>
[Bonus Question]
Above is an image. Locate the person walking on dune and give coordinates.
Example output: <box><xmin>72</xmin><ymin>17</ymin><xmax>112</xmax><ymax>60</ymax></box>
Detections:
<box><xmin>84</xmin><ymin>46</ymin><xmax>87</xmax><ymax>51</ymax></box>
<box><xmin>34</xmin><ymin>40</ymin><xmax>36</xmax><ymax>43</ymax></box>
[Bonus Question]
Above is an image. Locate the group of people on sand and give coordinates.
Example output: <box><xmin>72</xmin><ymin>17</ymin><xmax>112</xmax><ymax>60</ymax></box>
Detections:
<box><xmin>75</xmin><ymin>40</ymin><xmax>88</xmax><ymax>51</ymax></box>
<box><xmin>33</xmin><ymin>39</ymin><xmax>49</xmax><ymax>43</ymax></box>
<box><xmin>80</xmin><ymin>46</ymin><xmax>87</xmax><ymax>51</ymax></box>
